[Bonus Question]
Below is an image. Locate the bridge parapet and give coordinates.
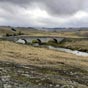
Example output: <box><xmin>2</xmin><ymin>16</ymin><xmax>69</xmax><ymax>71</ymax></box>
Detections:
<box><xmin>3</xmin><ymin>36</ymin><xmax>65</xmax><ymax>44</ymax></box>
<box><xmin>22</xmin><ymin>37</ymin><xmax>64</xmax><ymax>43</ymax></box>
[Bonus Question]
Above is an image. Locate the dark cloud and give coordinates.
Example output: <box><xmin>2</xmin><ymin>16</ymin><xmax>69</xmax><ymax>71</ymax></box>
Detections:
<box><xmin>39</xmin><ymin>0</ymin><xmax>83</xmax><ymax>16</ymax></box>
<box><xmin>0</xmin><ymin>0</ymin><xmax>88</xmax><ymax>27</ymax></box>
<box><xmin>0</xmin><ymin>0</ymin><xmax>86</xmax><ymax>15</ymax></box>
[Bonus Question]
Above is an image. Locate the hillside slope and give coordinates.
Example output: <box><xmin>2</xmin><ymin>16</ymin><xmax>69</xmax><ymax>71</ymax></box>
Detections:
<box><xmin>0</xmin><ymin>40</ymin><xmax>88</xmax><ymax>88</ymax></box>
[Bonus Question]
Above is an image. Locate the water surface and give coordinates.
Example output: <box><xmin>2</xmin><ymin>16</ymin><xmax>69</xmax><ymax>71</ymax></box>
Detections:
<box><xmin>48</xmin><ymin>46</ymin><xmax>88</xmax><ymax>57</ymax></box>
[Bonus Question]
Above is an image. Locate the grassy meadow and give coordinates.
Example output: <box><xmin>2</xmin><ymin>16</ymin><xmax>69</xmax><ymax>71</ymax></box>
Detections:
<box><xmin>0</xmin><ymin>40</ymin><xmax>88</xmax><ymax>87</ymax></box>
<box><xmin>0</xmin><ymin>26</ymin><xmax>88</xmax><ymax>38</ymax></box>
<box><xmin>0</xmin><ymin>40</ymin><xmax>88</xmax><ymax>67</ymax></box>
<box><xmin>0</xmin><ymin>27</ymin><xmax>88</xmax><ymax>87</ymax></box>
<box><xmin>55</xmin><ymin>38</ymin><xmax>88</xmax><ymax>52</ymax></box>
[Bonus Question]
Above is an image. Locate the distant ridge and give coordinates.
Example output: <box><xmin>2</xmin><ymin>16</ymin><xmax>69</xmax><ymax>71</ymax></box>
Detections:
<box><xmin>0</xmin><ymin>26</ymin><xmax>88</xmax><ymax>32</ymax></box>
<box><xmin>39</xmin><ymin>27</ymin><xmax>88</xmax><ymax>31</ymax></box>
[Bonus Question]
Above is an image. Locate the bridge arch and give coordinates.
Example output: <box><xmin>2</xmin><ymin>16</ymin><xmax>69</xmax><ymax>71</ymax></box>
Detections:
<box><xmin>37</xmin><ymin>39</ymin><xmax>42</xmax><ymax>44</ymax></box>
<box><xmin>48</xmin><ymin>38</ymin><xmax>58</xmax><ymax>43</ymax></box>
<box><xmin>21</xmin><ymin>39</ymin><xmax>27</xmax><ymax>44</ymax></box>
<box><xmin>32</xmin><ymin>39</ymin><xmax>42</xmax><ymax>44</ymax></box>
<box><xmin>16</xmin><ymin>38</ymin><xmax>27</xmax><ymax>44</ymax></box>
<box><xmin>53</xmin><ymin>38</ymin><xmax>58</xmax><ymax>43</ymax></box>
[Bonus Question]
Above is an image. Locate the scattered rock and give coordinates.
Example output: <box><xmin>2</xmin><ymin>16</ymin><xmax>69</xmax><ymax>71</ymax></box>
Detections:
<box><xmin>0</xmin><ymin>61</ymin><xmax>87</xmax><ymax>88</ymax></box>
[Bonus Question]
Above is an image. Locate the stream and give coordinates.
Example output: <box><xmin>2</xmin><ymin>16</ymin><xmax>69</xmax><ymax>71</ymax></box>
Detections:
<box><xmin>47</xmin><ymin>46</ymin><xmax>88</xmax><ymax>57</ymax></box>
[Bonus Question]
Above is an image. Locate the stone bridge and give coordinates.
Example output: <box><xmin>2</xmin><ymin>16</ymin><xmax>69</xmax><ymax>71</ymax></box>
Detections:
<box><xmin>2</xmin><ymin>36</ymin><xmax>65</xmax><ymax>44</ymax></box>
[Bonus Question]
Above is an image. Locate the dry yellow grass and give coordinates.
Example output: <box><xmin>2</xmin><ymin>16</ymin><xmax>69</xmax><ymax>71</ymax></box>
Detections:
<box><xmin>15</xmin><ymin>30</ymin><xmax>84</xmax><ymax>38</ymax></box>
<box><xmin>0</xmin><ymin>26</ymin><xmax>88</xmax><ymax>38</ymax></box>
<box><xmin>63</xmin><ymin>40</ymin><xmax>88</xmax><ymax>51</ymax></box>
<box><xmin>0</xmin><ymin>40</ymin><xmax>88</xmax><ymax>70</ymax></box>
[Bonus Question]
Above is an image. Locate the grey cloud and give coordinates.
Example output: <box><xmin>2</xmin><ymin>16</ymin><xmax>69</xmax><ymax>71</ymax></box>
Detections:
<box><xmin>39</xmin><ymin>0</ymin><xmax>83</xmax><ymax>16</ymax></box>
<box><xmin>0</xmin><ymin>0</ymin><xmax>86</xmax><ymax>16</ymax></box>
<box><xmin>0</xmin><ymin>0</ymin><xmax>88</xmax><ymax>27</ymax></box>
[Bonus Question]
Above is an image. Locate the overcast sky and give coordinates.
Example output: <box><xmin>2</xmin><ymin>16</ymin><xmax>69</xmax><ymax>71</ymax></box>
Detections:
<box><xmin>0</xmin><ymin>0</ymin><xmax>88</xmax><ymax>27</ymax></box>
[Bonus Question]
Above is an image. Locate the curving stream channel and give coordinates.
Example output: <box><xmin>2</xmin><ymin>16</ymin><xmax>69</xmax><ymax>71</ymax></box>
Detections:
<box><xmin>48</xmin><ymin>46</ymin><xmax>88</xmax><ymax>57</ymax></box>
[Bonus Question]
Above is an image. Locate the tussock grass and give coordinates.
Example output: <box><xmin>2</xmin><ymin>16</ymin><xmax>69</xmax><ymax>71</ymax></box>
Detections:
<box><xmin>0</xmin><ymin>40</ymin><xmax>88</xmax><ymax>87</ymax></box>
<box><xmin>0</xmin><ymin>40</ymin><xmax>88</xmax><ymax>70</ymax></box>
<box><xmin>0</xmin><ymin>26</ymin><xmax>88</xmax><ymax>38</ymax></box>
<box><xmin>60</xmin><ymin>40</ymin><xmax>88</xmax><ymax>52</ymax></box>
